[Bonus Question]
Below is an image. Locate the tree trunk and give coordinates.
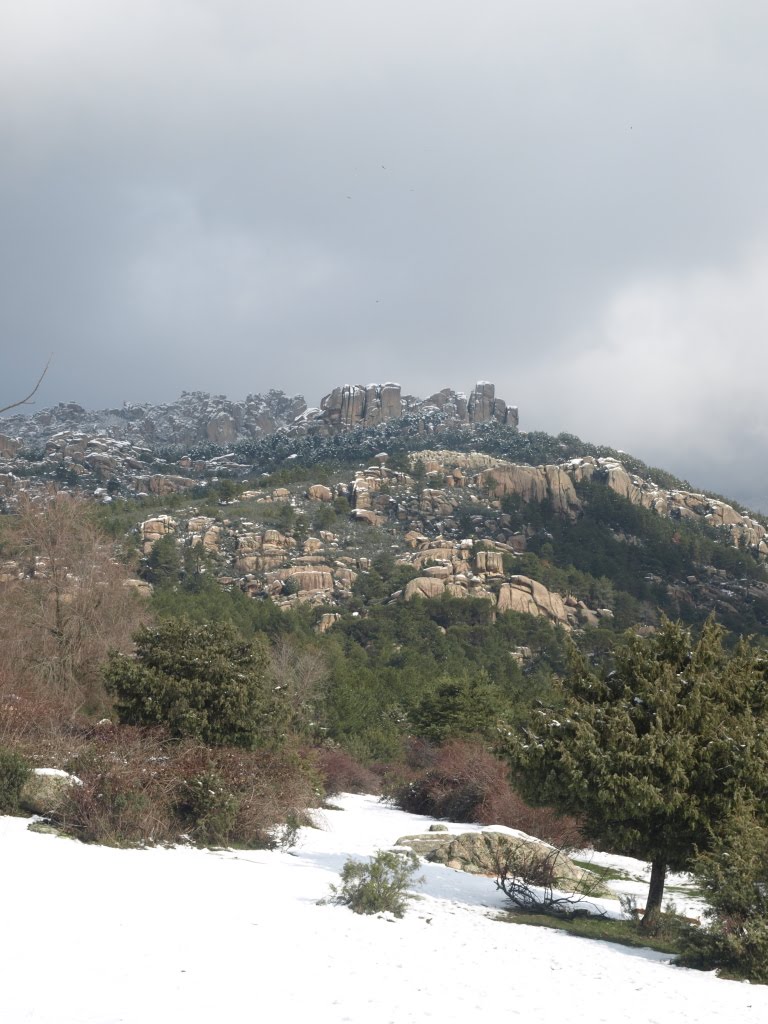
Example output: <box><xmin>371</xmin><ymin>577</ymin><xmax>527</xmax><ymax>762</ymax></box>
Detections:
<box><xmin>640</xmin><ymin>858</ymin><xmax>667</xmax><ymax>932</ymax></box>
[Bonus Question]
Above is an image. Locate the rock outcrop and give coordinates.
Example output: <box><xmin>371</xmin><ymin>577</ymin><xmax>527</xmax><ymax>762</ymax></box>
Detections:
<box><xmin>1</xmin><ymin>389</ymin><xmax>307</xmax><ymax>450</ymax></box>
<box><xmin>317</xmin><ymin>382</ymin><xmax>404</xmax><ymax>430</ymax></box>
<box><xmin>302</xmin><ymin>380</ymin><xmax>518</xmax><ymax>434</ymax></box>
<box><xmin>397</xmin><ymin>537</ymin><xmax>591</xmax><ymax>629</ymax></box>
<box><xmin>395</xmin><ymin>828</ymin><xmax>597</xmax><ymax>890</ymax></box>
<box><xmin>497</xmin><ymin>576</ymin><xmax>569</xmax><ymax>623</ymax></box>
<box><xmin>568</xmin><ymin>457</ymin><xmax>768</xmax><ymax>558</ymax></box>
<box><xmin>476</xmin><ymin>463</ymin><xmax>581</xmax><ymax>516</ymax></box>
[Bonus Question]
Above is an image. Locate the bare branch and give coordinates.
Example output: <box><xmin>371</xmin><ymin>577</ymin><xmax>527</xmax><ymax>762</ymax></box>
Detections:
<box><xmin>0</xmin><ymin>355</ymin><xmax>52</xmax><ymax>415</ymax></box>
<box><xmin>494</xmin><ymin>841</ymin><xmax>609</xmax><ymax>919</ymax></box>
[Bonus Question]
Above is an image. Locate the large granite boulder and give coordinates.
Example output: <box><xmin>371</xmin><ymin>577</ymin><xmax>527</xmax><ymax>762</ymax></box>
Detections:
<box><xmin>403</xmin><ymin>576</ymin><xmax>447</xmax><ymax>601</ymax></box>
<box><xmin>497</xmin><ymin>575</ymin><xmax>570</xmax><ymax>628</ymax></box>
<box><xmin>396</xmin><ymin>829</ymin><xmax>599</xmax><ymax>891</ymax></box>
<box><xmin>20</xmin><ymin>768</ymin><xmax>82</xmax><ymax>815</ymax></box>
<box><xmin>307</xmin><ymin>484</ymin><xmax>333</xmax><ymax>502</ymax></box>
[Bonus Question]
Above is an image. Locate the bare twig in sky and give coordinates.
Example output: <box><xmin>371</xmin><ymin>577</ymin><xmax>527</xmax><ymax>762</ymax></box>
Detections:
<box><xmin>0</xmin><ymin>356</ymin><xmax>52</xmax><ymax>415</ymax></box>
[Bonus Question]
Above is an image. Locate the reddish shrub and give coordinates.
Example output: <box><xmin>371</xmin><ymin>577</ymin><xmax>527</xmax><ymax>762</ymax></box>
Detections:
<box><xmin>314</xmin><ymin>747</ymin><xmax>382</xmax><ymax>797</ymax></box>
<box><xmin>54</xmin><ymin>727</ymin><xmax>321</xmax><ymax>849</ymax></box>
<box><xmin>392</xmin><ymin>740</ymin><xmax>581</xmax><ymax>847</ymax></box>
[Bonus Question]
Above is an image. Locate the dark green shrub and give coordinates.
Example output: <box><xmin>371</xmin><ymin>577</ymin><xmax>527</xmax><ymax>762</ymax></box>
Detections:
<box><xmin>326</xmin><ymin>849</ymin><xmax>423</xmax><ymax>917</ymax></box>
<box><xmin>175</xmin><ymin>770</ymin><xmax>239</xmax><ymax>847</ymax></box>
<box><xmin>680</xmin><ymin>802</ymin><xmax>768</xmax><ymax>983</ymax></box>
<box><xmin>0</xmin><ymin>747</ymin><xmax>31</xmax><ymax>814</ymax></box>
<box><xmin>408</xmin><ymin>674</ymin><xmax>501</xmax><ymax>745</ymax></box>
<box><xmin>104</xmin><ymin>619</ymin><xmax>285</xmax><ymax>748</ymax></box>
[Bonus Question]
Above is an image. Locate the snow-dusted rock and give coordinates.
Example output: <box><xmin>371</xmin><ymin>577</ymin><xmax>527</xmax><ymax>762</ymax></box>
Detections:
<box><xmin>20</xmin><ymin>768</ymin><xmax>82</xmax><ymax>815</ymax></box>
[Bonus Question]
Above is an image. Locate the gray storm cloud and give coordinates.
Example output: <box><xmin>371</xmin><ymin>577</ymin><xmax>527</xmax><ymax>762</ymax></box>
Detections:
<box><xmin>2</xmin><ymin>1</ymin><xmax>768</xmax><ymax>508</ymax></box>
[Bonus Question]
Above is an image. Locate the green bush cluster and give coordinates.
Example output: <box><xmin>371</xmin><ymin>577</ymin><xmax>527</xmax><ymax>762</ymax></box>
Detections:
<box><xmin>104</xmin><ymin>619</ymin><xmax>285</xmax><ymax>749</ymax></box>
<box><xmin>326</xmin><ymin>849</ymin><xmax>423</xmax><ymax>918</ymax></box>
<box><xmin>680</xmin><ymin>802</ymin><xmax>768</xmax><ymax>983</ymax></box>
<box><xmin>175</xmin><ymin>770</ymin><xmax>240</xmax><ymax>847</ymax></box>
<box><xmin>0</xmin><ymin>748</ymin><xmax>31</xmax><ymax>814</ymax></box>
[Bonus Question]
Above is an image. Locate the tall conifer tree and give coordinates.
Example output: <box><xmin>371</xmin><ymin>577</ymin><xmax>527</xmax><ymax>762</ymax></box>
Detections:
<box><xmin>508</xmin><ymin>618</ymin><xmax>768</xmax><ymax>929</ymax></box>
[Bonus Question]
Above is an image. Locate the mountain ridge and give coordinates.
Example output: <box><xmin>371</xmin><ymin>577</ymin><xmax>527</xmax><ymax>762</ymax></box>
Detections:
<box><xmin>3</xmin><ymin>377</ymin><xmax>767</xmax><ymax>638</ymax></box>
<box><xmin>0</xmin><ymin>379</ymin><xmax>518</xmax><ymax>449</ymax></box>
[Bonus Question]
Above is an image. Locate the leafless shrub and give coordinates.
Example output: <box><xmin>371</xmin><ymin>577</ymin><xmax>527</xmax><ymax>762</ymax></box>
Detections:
<box><xmin>392</xmin><ymin>740</ymin><xmax>581</xmax><ymax>846</ymax></box>
<box><xmin>494</xmin><ymin>841</ymin><xmax>608</xmax><ymax>918</ymax></box>
<box><xmin>54</xmin><ymin>728</ymin><xmax>320</xmax><ymax>849</ymax></box>
<box><xmin>0</xmin><ymin>491</ymin><xmax>147</xmax><ymax>719</ymax></box>
<box><xmin>268</xmin><ymin>637</ymin><xmax>329</xmax><ymax>739</ymax></box>
<box><xmin>314</xmin><ymin>746</ymin><xmax>382</xmax><ymax>797</ymax></box>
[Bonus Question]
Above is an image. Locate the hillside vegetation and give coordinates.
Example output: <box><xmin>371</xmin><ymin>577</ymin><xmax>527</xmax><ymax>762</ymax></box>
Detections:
<box><xmin>2</xmin><ymin>403</ymin><xmax>768</xmax><ymax>980</ymax></box>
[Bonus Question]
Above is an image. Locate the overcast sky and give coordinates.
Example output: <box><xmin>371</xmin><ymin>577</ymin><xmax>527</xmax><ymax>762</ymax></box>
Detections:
<box><xmin>2</xmin><ymin>1</ymin><xmax>768</xmax><ymax>509</ymax></box>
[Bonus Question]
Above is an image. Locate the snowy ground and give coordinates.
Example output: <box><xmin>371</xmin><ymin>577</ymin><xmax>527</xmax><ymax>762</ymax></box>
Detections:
<box><xmin>2</xmin><ymin>794</ymin><xmax>766</xmax><ymax>1024</ymax></box>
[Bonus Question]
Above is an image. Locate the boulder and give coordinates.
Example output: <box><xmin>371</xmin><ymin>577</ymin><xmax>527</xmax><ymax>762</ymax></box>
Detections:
<box><xmin>307</xmin><ymin>484</ymin><xmax>333</xmax><ymax>502</ymax></box>
<box><xmin>428</xmin><ymin>832</ymin><xmax>593</xmax><ymax>889</ymax></box>
<box><xmin>423</xmin><ymin>564</ymin><xmax>453</xmax><ymax>578</ymax></box>
<box><xmin>404</xmin><ymin>577</ymin><xmax>446</xmax><ymax>600</ymax></box>
<box><xmin>263</xmin><ymin>529</ymin><xmax>292</xmax><ymax>548</ymax></box>
<box><xmin>350</xmin><ymin>509</ymin><xmax>383</xmax><ymax>526</ymax></box>
<box><xmin>395</xmin><ymin>832</ymin><xmax>456</xmax><ymax>857</ymax></box>
<box><xmin>20</xmin><ymin>768</ymin><xmax>82</xmax><ymax>815</ymax></box>
<box><xmin>476</xmin><ymin>550</ymin><xmax>504</xmax><ymax>574</ymax></box>
<box><xmin>140</xmin><ymin>515</ymin><xmax>177</xmax><ymax>553</ymax></box>
<box><xmin>123</xmin><ymin>578</ymin><xmax>153</xmax><ymax>598</ymax></box>
<box><xmin>497</xmin><ymin>575</ymin><xmax>570</xmax><ymax>628</ymax></box>
<box><xmin>333</xmin><ymin>567</ymin><xmax>357</xmax><ymax>588</ymax></box>
<box><xmin>315</xmin><ymin>613</ymin><xmax>341</xmax><ymax>634</ymax></box>
<box><xmin>145</xmin><ymin>475</ymin><xmax>198</xmax><ymax>495</ymax></box>
<box><xmin>396</xmin><ymin>829</ymin><xmax>594</xmax><ymax>889</ymax></box>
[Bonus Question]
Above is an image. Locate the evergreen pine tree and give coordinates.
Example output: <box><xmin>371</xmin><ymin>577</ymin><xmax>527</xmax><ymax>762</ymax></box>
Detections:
<box><xmin>507</xmin><ymin>618</ymin><xmax>768</xmax><ymax>930</ymax></box>
<box><xmin>105</xmin><ymin>619</ymin><xmax>285</xmax><ymax>748</ymax></box>
<box><xmin>682</xmin><ymin>796</ymin><xmax>768</xmax><ymax>981</ymax></box>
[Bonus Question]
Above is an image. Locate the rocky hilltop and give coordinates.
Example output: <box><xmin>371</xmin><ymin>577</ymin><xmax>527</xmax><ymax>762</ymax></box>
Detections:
<box><xmin>299</xmin><ymin>381</ymin><xmax>518</xmax><ymax>434</ymax></box>
<box><xmin>0</xmin><ymin>380</ymin><xmax>517</xmax><ymax>451</ymax></box>
<box><xmin>2</xmin><ymin>377</ymin><xmax>768</xmax><ymax>636</ymax></box>
<box><xmin>0</xmin><ymin>389</ymin><xmax>307</xmax><ymax>449</ymax></box>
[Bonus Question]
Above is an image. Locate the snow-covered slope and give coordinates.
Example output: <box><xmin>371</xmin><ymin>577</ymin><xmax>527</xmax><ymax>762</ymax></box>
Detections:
<box><xmin>2</xmin><ymin>795</ymin><xmax>764</xmax><ymax>1023</ymax></box>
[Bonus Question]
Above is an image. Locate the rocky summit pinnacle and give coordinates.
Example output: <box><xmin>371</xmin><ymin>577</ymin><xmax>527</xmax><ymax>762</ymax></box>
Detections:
<box><xmin>297</xmin><ymin>380</ymin><xmax>518</xmax><ymax>435</ymax></box>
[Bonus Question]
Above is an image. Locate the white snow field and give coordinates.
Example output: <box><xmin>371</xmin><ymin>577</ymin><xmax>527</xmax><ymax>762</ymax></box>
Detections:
<box><xmin>2</xmin><ymin>793</ymin><xmax>766</xmax><ymax>1024</ymax></box>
